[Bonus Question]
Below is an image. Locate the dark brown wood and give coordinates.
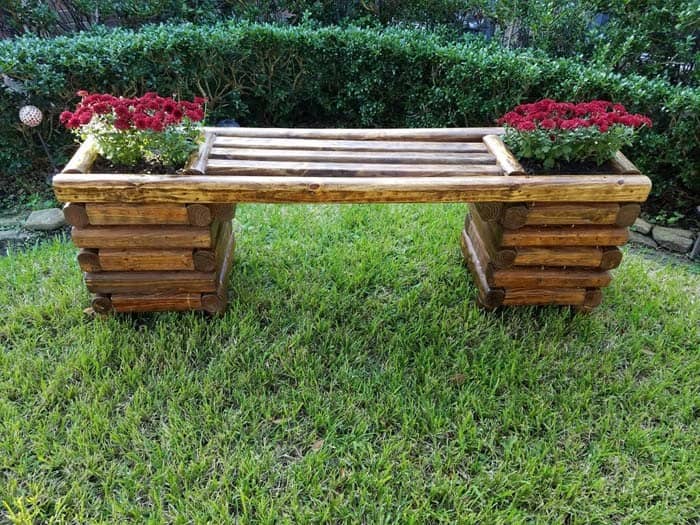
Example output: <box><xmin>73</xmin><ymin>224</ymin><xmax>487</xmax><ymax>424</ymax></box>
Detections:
<box><xmin>111</xmin><ymin>293</ymin><xmax>203</xmax><ymax>312</ymax></box>
<box><xmin>63</xmin><ymin>202</ymin><xmax>89</xmax><ymax>227</ymax></box>
<box><xmin>201</xmin><ymin>227</ymin><xmax>236</xmax><ymax>313</ymax></box>
<box><xmin>501</xmin><ymin>205</ymin><xmax>530</xmax><ymax>229</ymax></box>
<box><xmin>466</xmin><ymin>214</ymin><xmax>516</xmax><ymax>268</ymax></box>
<box><xmin>186</xmin><ymin>204</ymin><xmax>213</xmax><ymax>227</ymax></box>
<box><xmin>85</xmin><ymin>271</ymin><xmax>216</xmax><ymax>294</ymax></box>
<box><xmin>513</xmin><ymin>246</ymin><xmax>604</xmax><ymax>268</ymax></box>
<box><xmin>482</xmin><ymin>134</ymin><xmax>525</xmax><ymax>175</ymax></box>
<box><xmin>71</xmin><ymin>226</ymin><xmax>212</xmax><ymax>249</ymax></box>
<box><xmin>460</xmin><ymin>229</ymin><xmax>505</xmax><ymax>309</ymax></box>
<box><xmin>91</xmin><ymin>294</ymin><xmax>113</xmax><ymax>314</ymax></box>
<box><xmin>99</xmin><ymin>249</ymin><xmax>195</xmax><ymax>271</ymax></box>
<box><xmin>85</xmin><ymin>203</ymin><xmax>189</xmax><ymax>225</ymax></box>
<box><xmin>502</xmin><ymin>288</ymin><xmax>587</xmax><ymax>306</ymax></box>
<box><xmin>193</xmin><ymin>250</ymin><xmax>216</xmax><ymax>272</ymax></box>
<box><xmin>615</xmin><ymin>203</ymin><xmax>641</xmax><ymax>227</ymax></box>
<box><xmin>500</xmin><ymin>226</ymin><xmax>629</xmax><ymax>247</ymax></box>
<box><xmin>77</xmin><ymin>248</ymin><xmax>101</xmax><ymax>272</ymax></box>
<box><xmin>487</xmin><ymin>267</ymin><xmax>612</xmax><ymax>289</ymax></box>
<box><xmin>210</xmin><ymin>127</ymin><xmax>504</xmax><ymax>141</ymax></box>
<box><xmin>599</xmin><ymin>247</ymin><xmax>623</xmax><ymax>270</ymax></box>
<box><xmin>503</xmin><ymin>202</ymin><xmax>622</xmax><ymax>229</ymax></box>
<box><xmin>210</xmin><ymin>204</ymin><xmax>236</xmax><ymax>221</ymax></box>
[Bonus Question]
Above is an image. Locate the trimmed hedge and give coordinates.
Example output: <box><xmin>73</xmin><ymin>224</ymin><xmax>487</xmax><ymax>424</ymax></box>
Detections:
<box><xmin>1</xmin><ymin>22</ymin><xmax>698</xmax><ymax>197</ymax></box>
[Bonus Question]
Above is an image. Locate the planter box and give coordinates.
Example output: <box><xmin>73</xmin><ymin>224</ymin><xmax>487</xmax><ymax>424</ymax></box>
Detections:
<box><xmin>59</xmin><ymin>136</ymin><xmax>236</xmax><ymax>314</ymax></box>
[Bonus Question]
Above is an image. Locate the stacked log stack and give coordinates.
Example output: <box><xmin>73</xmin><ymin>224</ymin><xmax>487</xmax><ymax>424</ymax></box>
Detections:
<box><xmin>63</xmin><ymin>202</ymin><xmax>236</xmax><ymax>314</ymax></box>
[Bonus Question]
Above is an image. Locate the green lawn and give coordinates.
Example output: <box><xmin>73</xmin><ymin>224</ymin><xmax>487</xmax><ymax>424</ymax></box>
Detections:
<box><xmin>1</xmin><ymin>203</ymin><xmax>698</xmax><ymax>524</ymax></box>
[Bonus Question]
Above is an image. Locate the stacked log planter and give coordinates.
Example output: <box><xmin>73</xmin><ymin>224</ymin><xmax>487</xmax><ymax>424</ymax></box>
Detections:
<box><xmin>63</xmin><ymin>202</ymin><xmax>236</xmax><ymax>314</ymax></box>
<box><xmin>460</xmin><ymin>166</ymin><xmax>643</xmax><ymax>311</ymax></box>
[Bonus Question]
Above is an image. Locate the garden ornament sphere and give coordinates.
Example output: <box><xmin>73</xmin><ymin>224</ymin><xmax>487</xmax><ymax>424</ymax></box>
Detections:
<box><xmin>19</xmin><ymin>105</ymin><xmax>43</xmax><ymax>127</ymax></box>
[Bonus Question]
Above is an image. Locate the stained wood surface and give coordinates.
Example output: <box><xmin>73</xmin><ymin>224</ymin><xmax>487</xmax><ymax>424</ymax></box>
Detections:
<box><xmin>71</xmin><ymin>226</ymin><xmax>212</xmax><ymax>249</ymax></box>
<box><xmin>616</xmin><ymin>203</ymin><xmax>641</xmax><ymax>227</ymax></box>
<box><xmin>610</xmin><ymin>151</ymin><xmax>641</xmax><ymax>174</ymax></box>
<box><xmin>182</xmin><ymin>132</ymin><xmax>215</xmax><ymax>175</ymax></box>
<box><xmin>77</xmin><ymin>248</ymin><xmax>101</xmax><ymax>272</ymax></box>
<box><xmin>111</xmin><ymin>293</ymin><xmax>204</xmax><ymax>313</ymax></box>
<box><xmin>488</xmin><ymin>267</ymin><xmax>612</xmax><ymax>289</ymax></box>
<box><xmin>85</xmin><ymin>203</ymin><xmax>189</xmax><ymax>225</ymax></box>
<box><xmin>502</xmin><ymin>202</ymin><xmax>621</xmax><ymax>229</ymax></box>
<box><xmin>482</xmin><ymin>135</ymin><xmax>525</xmax><ymax>176</ymax></box>
<box><xmin>53</xmin><ymin>173</ymin><xmax>652</xmax><ymax>204</ymax></box>
<box><xmin>209</xmin><ymin>127</ymin><xmax>504</xmax><ymax>141</ymax></box>
<box><xmin>502</xmin><ymin>288</ymin><xmax>587</xmax><ymax>306</ymax></box>
<box><xmin>213</xmin><ymin>137</ymin><xmax>491</xmax><ymax>153</ymax></box>
<box><xmin>500</xmin><ymin>226</ymin><xmax>629</xmax><ymax>247</ymax></box>
<box><xmin>513</xmin><ymin>246</ymin><xmax>605</xmax><ymax>268</ymax></box>
<box><xmin>98</xmin><ymin>249</ymin><xmax>195</xmax><ymax>271</ymax></box>
<box><xmin>85</xmin><ymin>271</ymin><xmax>217</xmax><ymax>294</ymax></box>
<box><xmin>63</xmin><ymin>202</ymin><xmax>89</xmax><ymax>227</ymax></box>
<box><xmin>62</xmin><ymin>136</ymin><xmax>98</xmax><ymax>174</ymax></box>
<box><xmin>460</xmin><ymin>229</ymin><xmax>505</xmax><ymax>309</ymax></box>
<box><xmin>201</xmin><ymin>226</ymin><xmax>236</xmax><ymax>314</ymax></box>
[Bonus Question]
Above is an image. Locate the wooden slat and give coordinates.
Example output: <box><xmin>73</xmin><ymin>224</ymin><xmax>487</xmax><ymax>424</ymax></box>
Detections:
<box><xmin>206</xmin><ymin>159</ymin><xmax>502</xmax><ymax>177</ymax></box>
<box><xmin>182</xmin><ymin>131</ymin><xmax>215</xmax><ymax>175</ymax></box>
<box><xmin>482</xmin><ymin>135</ymin><xmax>525</xmax><ymax>176</ymax></box>
<box><xmin>85</xmin><ymin>203</ymin><xmax>189</xmax><ymax>225</ymax></box>
<box><xmin>62</xmin><ymin>136</ymin><xmax>98</xmax><ymax>174</ymax></box>
<box><xmin>209</xmin><ymin>147</ymin><xmax>496</xmax><ymax>165</ymax></box>
<box><xmin>502</xmin><ymin>202</ymin><xmax>621</xmax><ymax>229</ymax></box>
<box><xmin>84</xmin><ymin>271</ymin><xmax>216</xmax><ymax>294</ymax></box>
<box><xmin>488</xmin><ymin>267</ymin><xmax>612</xmax><ymax>288</ymax></box>
<box><xmin>513</xmin><ymin>247</ymin><xmax>604</xmax><ymax>268</ymax></box>
<box><xmin>111</xmin><ymin>293</ymin><xmax>203</xmax><ymax>313</ymax></box>
<box><xmin>503</xmin><ymin>288</ymin><xmax>587</xmax><ymax>306</ymax></box>
<box><xmin>460</xmin><ymin>229</ymin><xmax>505</xmax><ymax>309</ymax></box>
<box><xmin>53</xmin><ymin>173</ymin><xmax>653</xmax><ymax>204</ymax></box>
<box><xmin>209</xmin><ymin>127</ymin><xmax>504</xmax><ymax>141</ymax></box>
<box><xmin>500</xmin><ymin>226</ymin><xmax>629</xmax><ymax>247</ymax></box>
<box><xmin>71</xmin><ymin>226</ymin><xmax>212</xmax><ymax>249</ymax></box>
<box><xmin>98</xmin><ymin>249</ymin><xmax>195</xmax><ymax>271</ymax></box>
<box><xmin>213</xmin><ymin>137</ymin><xmax>490</xmax><ymax>153</ymax></box>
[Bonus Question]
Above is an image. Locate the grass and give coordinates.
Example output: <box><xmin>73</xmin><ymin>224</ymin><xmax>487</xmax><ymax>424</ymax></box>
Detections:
<box><xmin>1</xmin><ymin>203</ymin><xmax>698</xmax><ymax>524</ymax></box>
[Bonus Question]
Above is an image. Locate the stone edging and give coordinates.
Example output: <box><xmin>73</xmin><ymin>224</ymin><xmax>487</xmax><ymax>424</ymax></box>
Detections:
<box><xmin>630</xmin><ymin>218</ymin><xmax>699</xmax><ymax>260</ymax></box>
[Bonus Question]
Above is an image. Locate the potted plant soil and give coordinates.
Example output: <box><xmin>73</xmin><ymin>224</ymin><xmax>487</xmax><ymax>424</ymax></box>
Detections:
<box><xmin>57</xmin><ymin>92</ymin><xmax>236</xmax><ymax>314</ymax></box>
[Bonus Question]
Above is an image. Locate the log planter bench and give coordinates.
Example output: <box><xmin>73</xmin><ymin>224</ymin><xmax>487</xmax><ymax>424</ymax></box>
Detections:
<box><xmin>52</xmin><ymin>127</ymin><xmax>651</xmax><ymax>314</ymax></box>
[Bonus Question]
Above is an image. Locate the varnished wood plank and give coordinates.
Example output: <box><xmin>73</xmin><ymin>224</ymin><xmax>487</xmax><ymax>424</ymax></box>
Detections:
<box><xmin>208</xmin><ymin>147</ymin><xmax>496</xmax><ymax>165</ymax></box>
<box><xmin>466</xmin><ymin>214</ymin><xmax>517</xmax><ymax>268</ymax></box>
<box><xmin>85</xmin><ymin>203</ymin><xmax>190</xmax><ymax>225</ymax></box>
<box><xmin>503</xmin><ymin>202</ymin><xmax>621</xmax><ymax>229</ymax></box>
<box><xmin>513</xmin><ymin>247</ymin><xmax>603</xmax><ymax>268</ymax></box>
<box><xmin>71</xmin><ymin>226</ymin><xmax>212</xmax><ymax>249</ymax></box>
<box><xmin>500</xmin><ymin>226</ymin><xmax>629</xmax><ymax>247</ymax></box>
<box><xmin>482</xmin><ymin>135</ymin><xmax>525</xmax><ymax>175</ymax></box>
<box><xmin>98</xmin><ymin>249</ymin><xmax>195</xmax><ymax>271</ymax></box>
<box><xmin>212</xmin><ymin>137</ymin><xmax>490</xmax><ymax>153</ymax></box>
<box><xmin>460</xmin><ymin>229</ymin><xmax>505</xmax><ymax>309</ymax></box>
<box><xmin>111</xmin><ymin>293</ymin><xmax>203</xmax><ymax>312</ymax></box>
<box><xmin>503</xmin><ymin>288</ymin><xmax>587</xmax><ymax>306</ymax></box>
<box><xmin>62</xmin><ymin>136</ymin><xmax>98</xmax><ymax>174</ymax></box>
<box><xmin>206</xmin><ymin>159</ymin><xmax>502</xmax><ymax>177</ymax></box>
<box><xmin>209</xmin><ymin>127</ymin><xmax>504</xmax><ymax>141</ymax></box>
<box><xmin>488</xmin><ymin>267</ymin><xmax>612</xmax><ymax>288</ymax></box>
<box><xmin>53</xmin><ymin>173</ymin><xmax>653</xmax><ymax>204</ymax></box>
<box><xmin>201</xmin><ymin>227</ymin><xmax>236</xmax><ymax>314</ymax></box>
<box><xmin>85</xmin><ymin>271</ymin><xmax>216</xmax><ymax>294</ymax></box>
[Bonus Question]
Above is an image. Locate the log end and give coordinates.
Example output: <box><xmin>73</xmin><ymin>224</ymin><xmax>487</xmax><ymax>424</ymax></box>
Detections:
<box><xmin>193</xmin><ymin>249</ymin><xmax>216</xmax><ymax>272</ymax></box>
<box><xmin>91</xmin><ymin>294</ymin><xmax>113</xmax><ymax>314</ymax></box>
<box><xmin>201</xmin><ymin>293</ymin><xmax>227</xmax><ymax>314</ymax></box>
<box><xmin>187</xmin><ymin>204</ymin><xmax>213</xmax><ymax>227</ymax></box>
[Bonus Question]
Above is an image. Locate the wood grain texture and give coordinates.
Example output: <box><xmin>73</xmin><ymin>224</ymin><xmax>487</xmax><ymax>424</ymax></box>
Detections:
<box><xmin>503</xmin><ymin>202</ymin><xmax>621</xmax><ymax>229</ymax></box>
<box><xmin>71</xmin><ymin>226</ymin><xmax>212</xmax><ymax>249</ymax></box>
<box><xmin>460</xmin><ymin>229</ymin><xmax>505</xmax><ymax>309</ymax></box>
<box><xmin>62</xmin><ymin>136</ymin><xmax>98</xmax><ymax>174</ymax></box>
<box><xmin>77</xmin><ymin>248</ymin><xmax>101</xmax><ymax>272</ymax></box>
<box><xmin>201</xmin><ymin>225</ymin><xmax>236</xmax><ymax>313</ymax></box>
<box><xmin>206</xmin><ymin>159</ymin><xmax>502</xmax><ymax>177</ymax></box>
<box><xmin>85</xmin><ymin>203</ymin><xmax>189</xmax><ymax>225</ymax></box>
<box><xmin>500</xmin><ymin>226</ymin><xmax>629</xmax><ymax>247</ymax></box>
<box><xmin>599</xmin><ymin>247</ymin><xmax>623</xmax><ymax>270</ymax></box>
<box><xmin>63</xmin><ymin>202</ymin><xmax>89</xmax><ymax>227</ymax></box>
<box><xmin>513</xmin><ymin>246</ymin><xmax>604</xmax><ymax>268</ymax></box>
<box><xmin>209</xmin><ymin>127</ymin><xmax>504</xmax><ymax>141</ymax></box>
<box><xmin>502</xmin><ymin>288</ymin><xmax>587</xmax><ymax>306</ymax></box>
<box><xmin>84</xmin><ymin>271</ymin><xmax>216</xmax><ymax>294</ymax></box>
<box><xmin>182</xmin><ymin>132</ymin><xmax>214</xmax><ymax>175</ymax></box>
<box><xmin>482</xmin><ymin>134</ymin><xmax>525</xmax><ymax>175</ymax></box>
<box><xmin>470</xmin><ymin>203</ymin><xmax>503</xmax><ymax>222</ymax></box>
<box><xmin>111</xmin><ymin>293</ymin><xmax>203</xmax><ymax>312</ymax></box>
<box><xmin>466</xmin><ymin>214</ymin><xmax>516</xmax><ymax>268</ymax></box>
<box><xmin>98</xmin><ymin>249</ymin><xmax>195</xmax><ymax>271</ymax></box>
<box><xmin>186</xmin><ymin>204</ymin><xmax>212</xmax><ymax>227</ymax></box>
<box><xmin>615</xmin><ymin>203</ymin><xmax>641</xmax><ymax>227</ymax></box>
<box><xmin>209</xmin><ymin>147</ymin><xmax>496</xmax><ymax>165</ymax></box>
<box><xmin>213</xmin><ymin>137</ymin><xmax>491</xmax><ymax>153</ymax></box>
<box><xmin>53</xmin><ymin>173</ymin><xmax>653</xmax><ymax>204</ymax></box>
<box><xmin>487</xmin><ymin>267</ymin><xmax>612</xmax><ymax>289</ymax></box>
<box><xmin>609</xmin><ymin>151</ymin><xmax>641</xmax><ymax>174</ymax></box>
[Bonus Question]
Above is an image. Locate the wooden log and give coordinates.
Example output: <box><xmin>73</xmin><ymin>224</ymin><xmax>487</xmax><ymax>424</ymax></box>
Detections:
<box><xmin>609</xmin><ymin>151</ymin><xmax>641</xmax><ymax>174</ymax></box>
<box><xmin>84</xmin><ymin>271</ymin><xmax>216</xmax><ymax>294</ymax></box>
<box><xmin>482</xmin><ymin>134</ymin><xmax>525</xmax><ymax>175</ymax></box>
<box><xmin>468</xmin><ymin>206</ymin><xmax>505</xmax><ymax>249</ymax></box>
<box><xmin>470</xmin><ymin>203</ymin><xmax>503</xmax><ymax>222</ymax></box>
<box><xmin>487</xmin><ymin>267</ymin><xmax>612</xmax><ymax>289</ymax></box>
<box><xmin>63</xmin><ymin>202</ymin><xmax>89</xmax><ymax>227</ymax></box>
<box><xmin>208</xmin><ymin>127</ymin><xmax>505</xmax><ymax>141</ymax></box>
<box><xmin>91</xmin><ymin>294</ymin><xmax>113</xmax><ymax>314</ymax></box>
<box><xmin>501</xmin><ymin>205</ymin><xmax>530</xmax><ymax>229</ymax></box>
<box><xmin>209</xmin><ymin>147</ymin><xmax>496</xmax><ymax>165</ymax></box>
<box><xmin>192</xmin><ymin>218</ymin><xmax>233</xmax><ymax>273</ymax></box>
<box><xmin>186</xmin><ymin>204</ymin><xmax>213</xmax><ymax>227</ymax></box>
<box><xmin>502</xmin><ymin>202</ymin><xmax>621</xmax><ymax>229</ymax></box>
<box><xmin>85</xmin><ymin>203</ymin><xmax>189</xmax><ymax>225</ymax></box>
<box><xmin>98</xmin><ymin>249</ymin><xmax>195</xmax><ymax>271</ymax></box>
<box><xmin>53</xmin><ymin>173</ymin><xmax>653</xmax><ymax>204</ymax></box>
<box><xmin>213</xmin><ymin>137</ymin><xmax>491</xmax><ymax>153</ymax></box>
<box><xmin>500</xmin><ymin>226</ymin><xmax>629</xmax><ymax>247</ymax></box>
<box><xmin>599</xmin><ymin>247</ymin><xmax>623</xmax><ymax>270</ymax></box>
<box><xmin>210</xmin><ymin>204</ymin><xmax>236</xmax><ymax>221</ymax></box>
<box><xmin>615</xmin><ymin>203</ymin><xmax>641</xmax><ymax>227</ymax></box>
<box><xmin>206</xmin><ymin>159</ymin><xmax>503</xmax><ymax>177</ymax></box>
<box><xmin>110</xmin><ymin>293</ymin><xmax>204</xmax><ymax>313</ymax></box>
<box><xmin>71</xmin><ymin>226</ymin><xmax>212</xmax><ymax>249</ymax></box>
<box><xmin>62</xmin><ymin>136</ymin><xmax>98</xmax><ymax>173</ymax></box>
<box><xmin>182</xmin><ymin>132</ymin><xmax>215</xmax><ymax>175</ymax></box>
<box><xmin>502</xmin><ymin>288</ymin><xmax>587</xmax><ymax>306</ymax></box>
<box><xmin>466</xmin><ymin>214</ymin><xmax>516</xmax><ymax>268</ymax></box>
<box><xmin>512</xmin><ymin>247</ymin><xmax>604</xmax><ymax>268</ymax></box>
<box><xmin>193</xmin><ymin>249</ymin><xmax>216</xmax><ymax>272</ymax></box>
<box><xmin>460</xmin><ymin>229</ymin><xmax>505</xmax><ymax>309</ymax></box>
<box><xmin>77</xmin><ymin>248</ymin><xmax>101</xmax><ymax>272</ymax></box>
<box><xmin>201</xmin><ymin>226</ymin><xmax>236</xmax><ymax>314</ymax></box>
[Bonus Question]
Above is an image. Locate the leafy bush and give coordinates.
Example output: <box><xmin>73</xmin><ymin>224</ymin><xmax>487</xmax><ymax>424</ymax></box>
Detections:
<box><xmin>0</xmin><ymin>22</ymin><xmax>697</xmax><ymax>198</ymax></box>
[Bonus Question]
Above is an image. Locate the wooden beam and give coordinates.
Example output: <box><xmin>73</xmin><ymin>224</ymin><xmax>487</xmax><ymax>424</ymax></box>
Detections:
<box><xmin>98</xmin><ymin>249</ymin><xmax>195</xmax><ymax>271</ymax></box>
<box><xmin>502</xmin><ymin>288</ymin><xmax>588</xmax><ymax>306</ymax></box>
<box><xmin>212</xmin><ymin>137</ymin><xmax>490</xmax><ymax>153</ymax></box>
<box><xmin>460</xmin><ymin>229</ymin><xmax>505</xmax><ymax>309</ymax></box>
<box><xmin>482</xmin><ymin>134</ymin><xmax>525</xmax><ymax>175</ymax></box>
<box><xmin>85</xmin><ymin>203</ymin><xmax>190</xmax><ymax>225</ymax></box>
<box><xmin>71</xmin><ymin>226</ymin><xmax>212</xmax><ymax>249</ymax></box>
<box><xmin>111</xmin><ymin>293</ymin><xmax>204</xmax><ymax>313</ymax></box>
<box><xmin>84</xmin><ymin>271</ymin><xmax>216</xmax><ymax>294</ymax></box>
<box><xmin>53</xmin><ymin>173</ymin><xmax>653</xmax><ymax>204</ymax></box>
<box><xmin>500</xmin><ymin>226</ymin><xmax>629</xmax><ymax>247</ymax></box>
<box><xmin>487</xmin><ymin>267</ymin><xmax>612</xmax><ymax>288</ymax></box>
<box><xmin>207</xmin><ymin>127</ymin><xmax>504</xmax><ymax>141</ymax></box>
<box><xmin>62</xmin><ymin>136</ymin><xmax>98</xmax><ymax>174</ymax></box>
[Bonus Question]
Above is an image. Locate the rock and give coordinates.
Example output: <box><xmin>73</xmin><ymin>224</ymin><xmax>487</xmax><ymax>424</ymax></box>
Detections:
<box><xmin>0</xmin><ymin>213</ymin><xmax>28</xmax><ymax>228</ymax></box>
<box><xmin>691</xmin><ymin>237</ymin><xmax>700</xmax><ymax>260</ymax></box>
<box><xmin>651</xmin><ymin>225</ymin><xmax>694</xmax><ymax>253</ymax></box>
<box><xmin>24</xmin><ymin>208</ymin><xmax>66</xmax><ymax>231</ymax></box>
<box><xmin>629</xmin><ymin>231</ymin><xmax>658</xmax><ymax>249</ymax></box>
<box><xmin>0</xmin><ymin>229</ymin><xmax>30</xmax><ymax>242</ymax></box>
<box><xmin>631</xmin><ymin>218</ymin><xmax>653</xmax><ymax>235</ymax></box>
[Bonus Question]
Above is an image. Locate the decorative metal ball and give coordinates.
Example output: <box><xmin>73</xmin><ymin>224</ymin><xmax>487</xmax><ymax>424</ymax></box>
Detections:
<box><xmin>19</xmin><ymin>105</ymin><xmax>43</xmax><ymax>127</ymax></box>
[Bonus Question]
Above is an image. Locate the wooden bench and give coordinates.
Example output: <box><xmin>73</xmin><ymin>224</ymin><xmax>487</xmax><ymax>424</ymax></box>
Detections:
<box><xmin>53</xmin><ymin>127</ymin><xmax>651</xmax><ymax>313</ymax></box>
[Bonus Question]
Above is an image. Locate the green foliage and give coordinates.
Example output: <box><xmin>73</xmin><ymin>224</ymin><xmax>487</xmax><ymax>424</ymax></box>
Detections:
<box><xmin>0</xmin><ymin>22</ymin><xmax>698</xmax><ymax>197</ymax></box>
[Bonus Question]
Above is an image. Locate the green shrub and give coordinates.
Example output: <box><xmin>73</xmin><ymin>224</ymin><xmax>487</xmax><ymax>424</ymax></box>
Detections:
<box><xmin>0</xmin><ymin>22</ymin><xmax>697</xmax><ymax>199</ymax></box>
